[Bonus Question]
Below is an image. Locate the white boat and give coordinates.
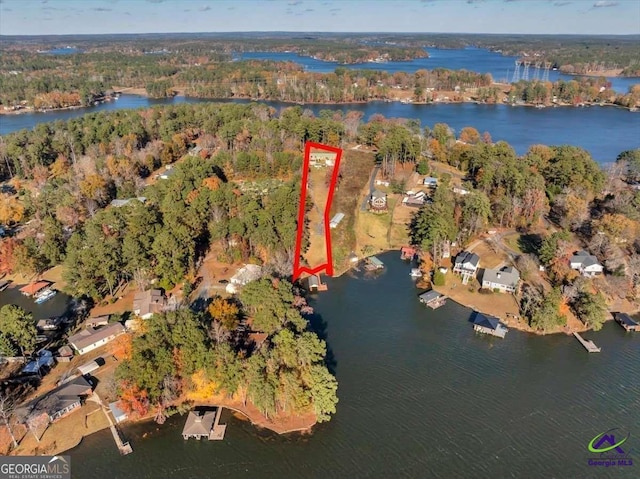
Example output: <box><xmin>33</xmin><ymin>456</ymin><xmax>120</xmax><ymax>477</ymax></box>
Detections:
<box><xmin>34</xmin><ymin>288</ymin><xmax>57</xmax><ymax>304</ymax></box>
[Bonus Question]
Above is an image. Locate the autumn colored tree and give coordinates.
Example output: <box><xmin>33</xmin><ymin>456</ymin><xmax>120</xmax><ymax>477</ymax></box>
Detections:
<box><xmin>208</xmin><ymin>297</ymin><xmax>240</xmax><ymax>331</ymax></box>
<box><xmin>118</xmin><ymin>382</ymin><xmax>150</xmax><ymax>418</ymax></box>
<box><xmin>0</xmin><ymin>195</ymin><xmax>24</xmax><ymax>225</ymax></box>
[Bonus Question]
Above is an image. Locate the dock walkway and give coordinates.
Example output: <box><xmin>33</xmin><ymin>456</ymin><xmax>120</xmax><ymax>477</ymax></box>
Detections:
<box><xmin>573</xmin><ymin>332</ymin><xmax>601</xmax><ymax>353</ymax></box>
<box><xmin>208</xmin><ymin>406</ymin><xmax>227</xmax><ymax>440</ymax></box>
<box><xmin>92</xmin><ymin>393</ymin><xmax>133</xmax><ymax>454</ymax></box>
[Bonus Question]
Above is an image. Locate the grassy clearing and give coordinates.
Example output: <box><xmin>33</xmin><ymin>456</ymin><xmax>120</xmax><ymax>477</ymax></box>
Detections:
<box><xmin>329</xmin><ymin>150</ymin><xmax>377</xmax><ymax>274</ymax></box>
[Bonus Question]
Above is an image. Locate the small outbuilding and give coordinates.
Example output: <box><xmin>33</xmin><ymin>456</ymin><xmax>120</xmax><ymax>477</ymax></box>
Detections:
<box><xmin>472</xmin><ymin>312</ymin><xmax>508</xmax><ymax>338</ymax></box>
<box><xmin>182</xmin><ymin>410</ymin><xmax>217</xmax><ymax>440</ymax></box>
<box><xmin>109</xmin><ymin>401</ymin><xmax>129</xmax><ymax>424</ymax></box>
<box><xmin>418</xmin><ymin>290</ymin><xmax>447</xmax><ymax>309</ymax></box>
<box><xmin>614</xmin><ymin>312</ymin><xmax>639</xmax><ymax>332</ymax></box>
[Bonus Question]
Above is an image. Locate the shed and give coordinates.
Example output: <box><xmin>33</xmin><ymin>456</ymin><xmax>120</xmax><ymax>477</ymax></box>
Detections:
<box><xmin>56</xmin><ymin>345</ymin><xmax>74</xmax><ymax>362</ymax></box>
<box><xmin>77</xmin><ymin>357</ymin><xmax>105</xmax><ymax>376</ymax></box>
<box><xmin>308</xmin><ymin>275</ymin><xmax>319</xmax><ymax>292</ymax></box>
<box><xmin>109</xmin><ymin>401</ymin><xmax>129</xmax><ymax>424</ymax></box>
<box><xmin>86</xmin><ymin>316</ymin><xmax>110</xmax><ymax>328</ymax></box>
<box><xmin>330</xmin><ymin>213</ymin><xmax>345</xmax><ymax>229</ymax></box>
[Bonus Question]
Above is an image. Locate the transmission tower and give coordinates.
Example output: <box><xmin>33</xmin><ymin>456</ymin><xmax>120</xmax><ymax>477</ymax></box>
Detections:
<box><xmin>523</xmin><ymin>61</ymin><xmax>531</xmax><ymax>81</ymax></box>
<box><xmin>543</xmin><ymin>62</ymin><xmax>551</xmax><ymax>82</ymax></box>
<box><xmin>512</xmin><ymin>60</ymin><xmax>521</xmax><ymax>82</ymax></box>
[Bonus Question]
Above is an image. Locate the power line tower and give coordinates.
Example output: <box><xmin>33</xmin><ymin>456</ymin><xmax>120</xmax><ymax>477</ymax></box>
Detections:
<box><xmin>543</xmin><ymin>62</ymin><xmax>551</xmax><ymax>82</ymax></box>
<box><xmin>512</xmin><ymin>60</ymin><xmax>521</xmax><ymax>82</ymax></box>
<box><xmin>523</xmin><ymin>61</ymin><xmax>531</xmax><ymax>81</ymax></box>
<box><xmin>533</xmin><ymin>62</ymin><xmax>541</xmax><ymax>81</ymax></box>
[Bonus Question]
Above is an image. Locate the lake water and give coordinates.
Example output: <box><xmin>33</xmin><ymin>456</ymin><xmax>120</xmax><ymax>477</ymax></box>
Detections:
<box><xmin>1</xmin><ymin>95</ymin><xmax>639</xmax><ymax>164</ymax></box>
<box><xmin>239</xmin><ymin>47</ymin><xmax>640</xmax><ymax>93</ymax></box>
<box><xmin>0</xmin><ymin>284</ymin><xmax>71</xmax><ymax>322</ymax></box>
<box><xmin>68</xmin><ymin>252</ymin><xmax>640</xmax><ymax>478</ymax></box>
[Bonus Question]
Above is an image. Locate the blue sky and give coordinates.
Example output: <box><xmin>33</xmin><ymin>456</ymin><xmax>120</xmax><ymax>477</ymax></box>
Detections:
<box><xmin>0</xmin><ymin>0</ymin><xmax>638</xmax><ymax>35</ymax></box>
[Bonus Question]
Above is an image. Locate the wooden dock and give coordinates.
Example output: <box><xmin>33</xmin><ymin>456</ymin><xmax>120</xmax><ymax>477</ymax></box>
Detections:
<box><xmin>94</xmin><ymin>393</ymin><xmax>133</xmax><ymax>454</ymax></box>
<box><xmin>208</xmin><ymin>407</ymin><xmax>227</xmax><ymax>441</ymax></box>
<box><xmin>573</xmin><ymin>332</ymin><xmax>601</xmax><ymax>353</ymax></box>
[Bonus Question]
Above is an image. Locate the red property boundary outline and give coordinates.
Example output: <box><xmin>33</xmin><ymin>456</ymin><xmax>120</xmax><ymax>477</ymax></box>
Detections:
<box><xmin>292</xmin><ymin>141</ymin><xmax>343</xmax><ymax>281</ymax></box>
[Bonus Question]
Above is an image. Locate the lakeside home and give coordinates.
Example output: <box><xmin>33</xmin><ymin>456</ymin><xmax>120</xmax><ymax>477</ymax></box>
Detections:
<box><xmin>68</xmin><ymin>323</ymin><xmax>126</xmax><ymax>355</ymax></box>
<box><xmin>481</xmin><ymin>266</ymin><xmax>520</xmax><ymax>293</ymax></box>
<box><xmin>569</xmin><ymin>251</ymin><xmax>603</xmax><ymax>277</ymax></box>
<box><xmin>453</xmin><ymin>251</ymin><xmax>480</xmax><ymax>284</ymax></box>
<box><xmin>21</xmin><ymin>375</ymin><xmax>94</xmax><ymax>423</ymax></box>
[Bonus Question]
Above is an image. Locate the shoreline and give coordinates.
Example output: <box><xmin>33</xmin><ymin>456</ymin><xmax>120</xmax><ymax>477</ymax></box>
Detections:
<box><xmin>2</xmin><ymin>89</ymin><xmax>637</xmax><ymax>117</ymax></box>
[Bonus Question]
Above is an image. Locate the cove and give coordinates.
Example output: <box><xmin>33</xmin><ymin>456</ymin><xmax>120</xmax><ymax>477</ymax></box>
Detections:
<box><xmin>67</xmin><ymin>252</ymin><xmax>640</xmax><ymax>479</ymax></box>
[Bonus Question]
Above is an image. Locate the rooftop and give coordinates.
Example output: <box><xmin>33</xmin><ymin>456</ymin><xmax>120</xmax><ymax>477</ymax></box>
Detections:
<box><xmin>182</xmin><ymin>410</ymin><xmax>216</xmax><ymax>437</ymax></box>
<box><xmin>133</xmin><ymin>289</ymin><xmax>166</xmax><ymax>317</ymax></box>
<box><xmin>472</xmin><ymin>312</ymin><xmax>506</xmax><ymax>331</ymax></box>
<box><xmin>483</xmin><ymin>266</ymin><xmax>520</xmax><ymax>288</ymax></box>
<box><xmin>454</xmin><ymin>251</ymin><xmax>480</xmax><ymax>267</ymax></box>
<box><xmin>419</xmin><ymin>290</ymin><xmax>443</xmax><ymax>303</ymax></box>
<box><xmin>68</xmin><ymin>323</ymin><xmax>126</xmax><ymax>351</ymax></box>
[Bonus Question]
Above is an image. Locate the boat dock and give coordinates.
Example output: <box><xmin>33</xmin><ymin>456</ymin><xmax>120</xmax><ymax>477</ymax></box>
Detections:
<box><xmin>94</xmin><ymin>393</ymin><xmax>132</xmax><ymax>454</ymax></box>
<box><xmin>573</xmin><ymin>332</ymin><xmax>601</xmax><ymax>353</ymax></box>
<box><xmin>209</xmin><ymin>406</ymin><xmax>226</xmax><ymax>440</ymax></box>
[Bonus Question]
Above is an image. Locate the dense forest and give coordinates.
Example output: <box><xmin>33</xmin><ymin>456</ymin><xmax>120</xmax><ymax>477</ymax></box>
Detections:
<box><xmin>1</xmin><ymin>102</ymin><xmax>638</xmax><ymax>334</ymax></box>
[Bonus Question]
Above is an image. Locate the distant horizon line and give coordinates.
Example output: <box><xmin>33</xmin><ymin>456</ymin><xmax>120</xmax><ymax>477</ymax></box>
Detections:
<box><xmin>1</xmin><ymin>31</ymin><xmax>639</xmax><ymax>38</ymax></box>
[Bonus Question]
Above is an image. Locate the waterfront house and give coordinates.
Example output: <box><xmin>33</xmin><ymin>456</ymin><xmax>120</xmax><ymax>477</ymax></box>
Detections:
<box><xmin>309</xmin><ymin>151</ymin><xmax>336</xmax><ymax>168</ymax></box>
<box><xmin>133</xmin><ymin>289</ymin><xmax>167</xmax><ymax>319</ymax></box>
<box><xmin>453</xmin><ymin>251</ymin><xmax>480</xmax><ymax>283</ymax></box>
<box><xmin>182</xmin><ymin>410</ymin><xmax>217</xmax><ymax>440</ymax></box>
<box><xmin>614</xmin><ymin>312</ymin><xmax>639</xmax><ymax>332</ymax></box>
<box><xmin>418</xmin><ymin>290</ymin><xmax>447</xmax><ymax>309</ymax></box>
<box><xmin>25</xmin><ymin>375</ymin><xmax>94</xmax><ymax>423</ymax></box>
<box><xmin>423</xmin><ymin>177</ymin><xmax>438</xmax><ymax>188</ymax></box>
<box><xmin>570</xmin><ymin>251</ymin><xmax>603</xmax><ymax>277</ymax></box>
<box><xmin>472</xmin><ymin>312</ymin><xmax>508</xmax><ymax>338</ymax></box>
<box><xmin>369</xmin><ymin>190</ymin><xmax>388</xmax><ymax>211</ymax></box>
<box><xmin>68</xmin><ymin>323</ymin><xmax>126</xmax><ymax>355</ymax></box>
<box><xmin>482</xmin><ymin>266</ymin><xmax>521</xmax><ymax>293</ymax></box>
<box><xmin>330</xmin><ymin>212</ymin><xmax>345</xmax><ymax>228</ymax></box>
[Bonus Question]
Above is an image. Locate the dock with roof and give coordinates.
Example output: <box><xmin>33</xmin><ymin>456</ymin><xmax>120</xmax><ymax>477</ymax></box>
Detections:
<box><xmin>614</xmin><ymin>312</ymin><xmax>638</xmax><ymax>332</ymax></box>
<box><xmin>182</xmin><ymin>407</ymin><xmax>226</xmax><ymax>441</ymax></box>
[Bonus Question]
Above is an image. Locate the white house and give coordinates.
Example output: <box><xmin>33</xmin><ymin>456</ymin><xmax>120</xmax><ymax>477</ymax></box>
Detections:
<box><xmin>68</xmin><ymin>323</ymin><xmax>126</xmax><ymax>355</ymax></box>
<box><xmin>369</xmin><ymin>190</ymin><xmax>387</xmax><ymax>211</ymax></box>
<box><xmin>453</xmin><ymin>251</ymin><xmax>480</xmax><ymax>284</ymax></box>
<box><xmin>570</xmin><ymin>251</ymin><xmax>604</xmax><ymax>277</ymax></box>
<box><xmin>482</xmin><ymin>266</ymin><xmax>521</xmax><ymax>293</ymax></box>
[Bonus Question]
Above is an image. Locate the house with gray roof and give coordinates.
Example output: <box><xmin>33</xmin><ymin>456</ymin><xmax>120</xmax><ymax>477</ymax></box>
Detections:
<box><xmin>182</xmin><ymin>410</ymin><xmax>217</xmax><ymax>440</ymax></box>
<box><xmin>453</xmin><ymin>251</ymin><xmax>480</xmax><ymax>283</ymax></box>
<box><xmin>369</xmin><ymin>189</ymin><xmax>387</xmax><ymax>211</ymax></box>
<box><xmin>482</xmin><ymin>266</ymin><xmax>521</xmax><ymax>293</ymax></box>
<box><xmin>133</xmin><ymin>289</ymin><xmax>167</xmax><ymax>319</ymax></box>
<box><xmin>570</xmin><ymin>250</ymin><xmax>603</xmax><ymax>277</ymax></box>
<box><xmin>68</xmin><ymin>323</ymin><xmax>126</xmax><ymax>355</ymax></box>
<box><xmin>23</xmin><ymin>375</ymin><xmax>94</xmax><ymax>422</ymax></box>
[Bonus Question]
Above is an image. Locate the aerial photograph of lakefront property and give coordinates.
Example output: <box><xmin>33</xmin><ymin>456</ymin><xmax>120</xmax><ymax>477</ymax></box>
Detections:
<box><xmin>0</xmin><ymin>0</ymin><xmax>639</xmax><ymax>477</ymax></box>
